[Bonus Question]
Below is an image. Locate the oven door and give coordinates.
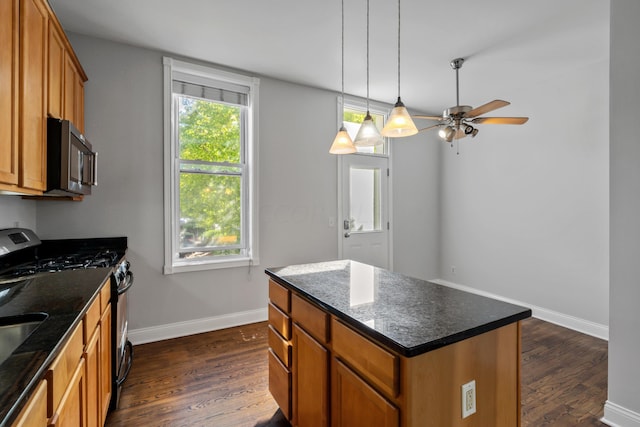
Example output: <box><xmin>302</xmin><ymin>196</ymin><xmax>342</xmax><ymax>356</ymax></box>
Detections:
<box><xmin>112</xmin><ymin>268</ymin><xmax>133</xmax><ymax>409</ymax></box>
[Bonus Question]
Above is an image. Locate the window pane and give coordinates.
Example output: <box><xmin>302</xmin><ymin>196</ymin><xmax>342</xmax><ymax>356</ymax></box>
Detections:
<box><xmin>178</xmin><ymin>96</ymin><xmax>242</xmax><ymax>163</ymax></box>
<box><xmin>349</xmin><ymin>167</ymin><xmax>381</xmax><ymax>232</ymax></box>
<box><xmin>179</xmin><ymin>172</ymin><xmax>242</xmax><ymax>254</ymax></box>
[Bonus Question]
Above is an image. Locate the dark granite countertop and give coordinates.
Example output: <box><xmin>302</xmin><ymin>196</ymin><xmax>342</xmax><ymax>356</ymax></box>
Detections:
<box><xmin>0</xmin><ymin>268</ymin><xmax>112</xmax><ymax>427</ymax></box>
<box><xmin>265</xmin><ymin>260</ymin><xmax>531</xmax><ymax>357</ymax></box>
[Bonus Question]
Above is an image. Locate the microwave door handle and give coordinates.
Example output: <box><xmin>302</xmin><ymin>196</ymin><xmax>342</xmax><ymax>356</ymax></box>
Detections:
<box><xmin>91</xmin><ymin>152</ymin><xmax>98</xmax><ymax>186</ymax></box>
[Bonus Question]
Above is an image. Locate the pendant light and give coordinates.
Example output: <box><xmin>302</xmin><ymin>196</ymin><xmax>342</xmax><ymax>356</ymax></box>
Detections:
<box><xmin>330</xmin><ymin>0</ymin><xmax>356</xmax><ymax>154</ymax></box>
<box><xmin>381</xmin><ymin>0</ymin><xmax>418</xmax><ymax>138</ymax></box>
<box><xmin>353</xmin><ymin>0</ymin><xmax>384</xmax><ymax>147</ymax></box>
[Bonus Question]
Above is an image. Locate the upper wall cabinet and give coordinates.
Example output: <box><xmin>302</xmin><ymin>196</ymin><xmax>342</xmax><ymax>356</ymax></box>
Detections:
<box><xmin>0</xmin><ymin>0</ymin><xmax>87</xmax><ymax>195</ymax></box>
<box><xmin>48</xmin><ymin>9</ymin><xmax>87</xmax><ymax>133</ymax></box>
<box><xmin>0</xmin><ymin>0</ymin><xmax>20</xmax><ymax>188</ymax></box>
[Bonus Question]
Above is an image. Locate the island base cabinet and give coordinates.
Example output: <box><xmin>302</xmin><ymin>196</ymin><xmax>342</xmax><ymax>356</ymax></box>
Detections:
<box><xmin>332</xmin><ymin>359</ymin><xmax>399</xmax><ymax>427</ymax></box>
<box><xmin>268</xmin><ymin>349</ymin><xmax>291</xmax><ymax>420</ymax></box>
<box><xmin>401</xmin><ymin>322</ymin><xmax>520</xmax><ymax>427</ymax></box>
<box><xmin>292</xmin><ymin>324</ymin><xmax>328</xmax><ymax>427</ymax></box>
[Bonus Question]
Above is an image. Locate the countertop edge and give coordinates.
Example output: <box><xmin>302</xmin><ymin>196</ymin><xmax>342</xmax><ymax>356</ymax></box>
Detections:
<box><xmin>266</xmin><ymin>269</ymin><xmax>532</xmax><ymax>358</ymax></box>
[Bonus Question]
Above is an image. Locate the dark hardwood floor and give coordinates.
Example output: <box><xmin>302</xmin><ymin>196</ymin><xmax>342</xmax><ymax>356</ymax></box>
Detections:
<box><xmin>105</xmin><ymin>317</ymin><xmax>607</xmax><ymax>427</ymax></box>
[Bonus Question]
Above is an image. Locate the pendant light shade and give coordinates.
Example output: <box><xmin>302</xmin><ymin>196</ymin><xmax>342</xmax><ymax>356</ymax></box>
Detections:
<box><xmin>354</xmin><ymin>113</ymin><xmax>384</xmax><ymax>146</ymax></box>
<box><xmin>381</xmin><ymin>0</ymin><xmax>417</xmax><ymax>138</ymax></box>
<box><xmin>382</xmin><ymin>97</ymin><xmax>418</xmax><ymax>137</ymax></box>
<box><xmin>353</xmin><ymin>0</ymin><xmax>384</xmax><ymax>147</ymax></box>
<box><xmin>330</xmin><ymin>0</ymin><xmax>356</xmax><ymax>155</ymax></box>
<box><xmin>330</xmin><ymin>125</ymin><xmax>357</xmax><ymax>154</ymax></box>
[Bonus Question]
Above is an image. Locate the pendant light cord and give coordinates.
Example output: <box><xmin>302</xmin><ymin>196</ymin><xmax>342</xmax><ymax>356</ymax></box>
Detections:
<box><xmin>366</xmin><ymin>0</ymin><xmax>370</xmax><ymax>112</ymax></box>
<box><xmin>397</xmin><ymin>0</ymin><xmax>401</xmax><ymax>98</ymax></box>
<box><xmin>341</xmin><ymin>0</ymin><xmax>345</xmax><ymax>99</ymax></box>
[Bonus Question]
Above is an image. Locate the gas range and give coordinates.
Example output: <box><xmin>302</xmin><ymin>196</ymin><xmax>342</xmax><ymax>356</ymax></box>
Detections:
<box><xmin>0</xmin><ymin>229</ymin><xmax>126</xmax><ymax>280</ymax></box>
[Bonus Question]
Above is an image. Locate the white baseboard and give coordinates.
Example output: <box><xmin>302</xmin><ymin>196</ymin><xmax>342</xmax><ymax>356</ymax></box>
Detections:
<box><xmin>128</xmin><ymin>307</ymin><xmax>268</xmax><ymax>345</ymax></box>
<box><xmin>602</xmin><ymin>401</ymin><xmax>640</xmax><ymax>427</ymax></box>
<box><xmin>431</xmin><ymin>279</ymin><xmax>609</xmax><ymax>341</ymax></box>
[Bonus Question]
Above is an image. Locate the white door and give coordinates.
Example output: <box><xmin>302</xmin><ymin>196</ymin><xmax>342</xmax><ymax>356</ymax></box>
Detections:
<box><xmin>340</xmin><ymin>154</ymin><xmax>390</xmax><ymax>269</ymax></box>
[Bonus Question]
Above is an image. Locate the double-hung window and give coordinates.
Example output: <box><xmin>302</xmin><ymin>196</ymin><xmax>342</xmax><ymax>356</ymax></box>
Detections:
<box><xmin>163</xmin><ymin>58</ymin><xmax>259</xmax><ymax>273</ymax></box>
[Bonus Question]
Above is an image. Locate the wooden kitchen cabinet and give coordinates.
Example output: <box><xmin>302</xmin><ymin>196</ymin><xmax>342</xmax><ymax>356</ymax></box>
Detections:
<box><xmin>18</xmin><ymin>0</ymin><xmax>48</xmax><ymax>192</ymax></box>
<box><xmin>83</xmin><ymin>279</ymin><xmax>112</xmax><ymax>427</ymax></box>
<box><xmin>99</xmin><ymin>303</ymin><xmax>112</xmax><ymax>423</ymax></box>
<box><xmin>292</xmin><ymin>324</ymin><xmax>328</xmax><ymax>427</ymax></box>
<box><xmin>46</xmin><ymin>320</ymin><xmax>85</xmax><ymax>426</ymax></box>
<box><xmin>47</xmin><ymin>2</ymin><xmax>87</xmax><ymax>133</ymax></box>
<box><xmin>332</xmin><ymin>359</ymin><xmax>398</xmax><ymax>427</ymax></box>
<box><xmin>0</xmin><ymin>0</ymin><xmax>20</xmax><ymax>187</ymax></box>
<box><xmin>11</xmin><ymin>379</ymin><xmax>48</xmax><ymax>427</ymax></box>
<box><xmin>0</xmin><ymin>0</ymin><xmax>87</xmax><ymax>195</ymax></box>
<box><xmin>48</xmin><ymin>358</ymin><xmax>86</xmax><ymax>427</ymax></box>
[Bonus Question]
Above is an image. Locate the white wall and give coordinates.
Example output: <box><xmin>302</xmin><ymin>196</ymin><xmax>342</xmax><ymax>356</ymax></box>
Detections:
<box><xmin>438</xmin><ymin>42</ymin><xmax>610</xmax><ymax>329</ymax></box>
<box><xmin>391</xmin><ymin>133</ymin><xmax>441</xmax><ymax>280</ymax></box>
<box><xmin>606</xmin><ymin>1</ymin><xmax>640</xmax><ymax>425</ymax></box>
<box><xmin>0</xmin><ymin>197</ymin><xmax>36</xmax><ymax>230</ymax></box>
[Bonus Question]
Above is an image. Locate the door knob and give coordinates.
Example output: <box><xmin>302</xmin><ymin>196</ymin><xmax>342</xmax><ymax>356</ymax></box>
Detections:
<box><xmin>344</xmin><ymin>231</ymin><xmax>351</xmax><ymax>238</ymax></box>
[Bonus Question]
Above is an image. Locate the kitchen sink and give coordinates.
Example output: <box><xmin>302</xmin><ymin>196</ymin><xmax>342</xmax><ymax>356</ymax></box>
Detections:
<box><xmin>0</xmin><ymin>313</ymin><xmax>48</xmax><ymax>366</ymax></box>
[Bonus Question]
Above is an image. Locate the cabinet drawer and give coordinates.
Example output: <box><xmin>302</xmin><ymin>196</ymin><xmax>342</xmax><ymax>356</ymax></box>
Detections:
<box><xmin>268</xmin><ymin>324</ymin><xmax>291</xmax><ymax>367</ymax></box>
<box><xmin>268</xmin><ymin>349</ymin><xmax>291</xmax><ymax>421</ymax></box>
<box><xmin>100</xmin><ymin>279</ymin><xmax>110</xmax><ymax>313</ymax></box>
<box><xmin>291</xmin><ymin>293</ymin><xmax>328</xmax><ymax>344</ymax></box>
<box><xmin>269</xmin><ymin>280</ymin><xmax>290</xmax><ymax>313</ymax></box>
<box><xmin>83</xmin><ymin>294</ymin><xmax>101</xmax><ymax>344</ymax></box>
<box><xmin>47</xmin><ymin>320</ymin><xmax>84</xmax><ymax>417</ymax></box>
<box><xmin>268</xmin><ymin>302</ymin><xmax>291</xmax><ymax>340</ymax></box>
<box><xmin>332</xmin><ymin>319</ymin><xmax>398</xmax><ymax>398</ymax></box>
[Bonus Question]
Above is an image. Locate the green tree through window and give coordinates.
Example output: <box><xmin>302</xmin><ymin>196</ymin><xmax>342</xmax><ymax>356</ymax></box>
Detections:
<box><xmin>177</xmin><ymin>97</ymin><xmax>244</xmax><ymax>258</ymax></box>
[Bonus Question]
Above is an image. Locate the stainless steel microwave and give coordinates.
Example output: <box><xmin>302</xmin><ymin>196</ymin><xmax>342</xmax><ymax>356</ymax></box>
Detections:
<box><xmin>46</xmin><ymin>118</ymin><xmax>97</xmax><ymax>196</ymax></box>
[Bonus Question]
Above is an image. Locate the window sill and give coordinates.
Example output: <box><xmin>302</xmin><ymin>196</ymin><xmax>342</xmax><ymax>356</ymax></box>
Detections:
<box><xmin>163</xmin><ymin>256</ymin><xmax>260</xmax><ymax>274</ymax></box>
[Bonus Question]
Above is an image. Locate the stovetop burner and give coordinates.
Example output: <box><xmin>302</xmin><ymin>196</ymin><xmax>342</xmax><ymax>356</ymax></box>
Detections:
<box><xmin>6</xmin><ymin>251</ymin><xmax>122</xmax><ymax>277</ymax></box>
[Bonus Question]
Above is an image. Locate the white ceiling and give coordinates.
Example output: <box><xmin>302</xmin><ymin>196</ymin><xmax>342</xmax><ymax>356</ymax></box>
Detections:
<box><xmin>48</xmin><ymin>0</ymin><xmax>609</xmax><ymax>115</ymax></box>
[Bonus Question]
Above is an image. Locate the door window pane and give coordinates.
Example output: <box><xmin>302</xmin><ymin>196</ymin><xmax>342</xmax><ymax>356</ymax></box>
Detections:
<box><xmin>349</xmin><ymin>167</ymin><xmax>381</xmax><ymax>232</ymax></box>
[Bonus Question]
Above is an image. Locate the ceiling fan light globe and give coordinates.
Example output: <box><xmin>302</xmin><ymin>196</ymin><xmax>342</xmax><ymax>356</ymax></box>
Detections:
<box><xmin>329</xmin><ymin>126</ymin><xmax>356</xmax><ymax>154</ymax></box>
<box><xmin>381</xmin><ymin>99</ymin><xmax>418</xmax><ymax>138</ymax></box>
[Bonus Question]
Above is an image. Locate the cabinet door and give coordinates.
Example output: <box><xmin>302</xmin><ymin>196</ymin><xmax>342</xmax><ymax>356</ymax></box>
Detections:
<box><xmin>49</xmin><ymin>358</ymin><xmax>86</xmax><ymax>427</ymax></box>
<box><xmin>99</xmin><ymin>304</ymin><xmax>112</xmax><ymax>424</ymax></box>
<box><xmin>292</xmin><ymin>324</ymin><xmax>328</xmax><ymax>427</ymax></box>
<box><xmin>332</xmin><ymin>359</ymin><xmax>399</xmax><ymax>427</ymax></box>
<box><xmin>19</xmin><ymin>0</ymin><xmax>48</xmax><ymax>191</ymax></box>
<box><xmin>11</xmin><ymin>379</ymin><xmax>48</xmax><ymax>427</ymax></box>
<box><xmin>63</xmin><ymin>54</ymin><xmax>75</xmax><ymax>126</ymax></box>
<box><xmin>84</xmin><ymin>327</ymin><xmax>100</xmax><ymax>427</ymax></box>
<box><xmin>47</xmin><ymin>22</ymin><xmax>64</xmax><ymax>119</ymax></box>
<box><xmin>0</xmin><ymin>0</ymin><xmax>19</xmax><ymax>186</ymax></box>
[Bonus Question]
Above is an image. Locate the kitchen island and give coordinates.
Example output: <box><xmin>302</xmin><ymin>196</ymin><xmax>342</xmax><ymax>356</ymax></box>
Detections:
<box><xmin>265</xmin><ymin>260</ymin><xmax>531</xmax><ymax>427</ymax></box>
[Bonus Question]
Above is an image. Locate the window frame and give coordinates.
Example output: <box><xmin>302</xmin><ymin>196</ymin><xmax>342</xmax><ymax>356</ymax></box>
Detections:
<box><xmin>163</xmin><ymin>57</ymin><xmax>260</xmax><ymax>274</ymax></box>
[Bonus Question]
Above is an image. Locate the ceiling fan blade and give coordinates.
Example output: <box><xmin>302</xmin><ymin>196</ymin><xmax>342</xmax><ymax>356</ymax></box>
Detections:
<box><xmin>472</xmin><ymin>117</ymin><xmax>529</xmax><ymax>125</ymax></box>
<box><xmin>417</xmin><ymin>124</ymin><xmax>441</xmax><ymax>133</ymax></box>
<box><xmin>466</xmin><ymin>100</ymin><xmax>510</xmax><ymax>118</ymax></box>
<box><xmin>413</xmin><ymin>115</ymin><xmax>444</xmax><ymax>121</ymax></box>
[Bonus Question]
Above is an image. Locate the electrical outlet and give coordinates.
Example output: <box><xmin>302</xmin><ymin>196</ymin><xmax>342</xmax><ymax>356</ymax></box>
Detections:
<box><xmin>462</xmin><ymin>380</ymin><xmax>476</xmax><ymax>418</ymax></box>
<box><xmin>451</xmin><ymin>265</ymin><xmax>456</xmax><ymax>275</ymax></box>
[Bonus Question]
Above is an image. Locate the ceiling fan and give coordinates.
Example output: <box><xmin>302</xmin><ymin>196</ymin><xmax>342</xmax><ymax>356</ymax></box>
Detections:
<box><xmin>414</xmin><ymin>58</ymin><xmax>529</xmax><ymax>143</ymax></box>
